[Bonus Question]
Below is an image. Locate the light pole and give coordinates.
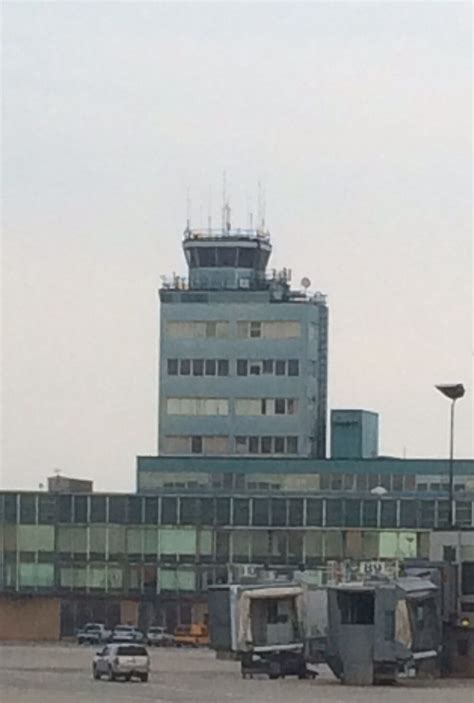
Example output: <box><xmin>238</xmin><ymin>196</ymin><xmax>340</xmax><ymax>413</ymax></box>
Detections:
<box><xmin>435</xmin><ymin>383</ymin><xmax>465</xmax><ymax>528</ymax></box>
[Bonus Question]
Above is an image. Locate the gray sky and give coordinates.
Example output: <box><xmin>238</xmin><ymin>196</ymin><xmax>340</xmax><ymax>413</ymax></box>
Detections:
<box><xmin>2</xmin><ymin>1</ymin><xmax>472</xmax><ymax>491</ymax></box>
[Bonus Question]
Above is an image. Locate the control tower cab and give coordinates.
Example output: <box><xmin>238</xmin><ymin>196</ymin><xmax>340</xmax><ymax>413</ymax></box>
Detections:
<box><xmin>183</xmin><ymin>226</ymin><xmax>272</xmax><ymax>291</ymax></box>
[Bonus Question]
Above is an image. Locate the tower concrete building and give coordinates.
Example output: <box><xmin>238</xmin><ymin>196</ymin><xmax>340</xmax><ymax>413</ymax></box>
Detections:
<box><xmin>158</xmin><ymin>219</ymin><xmax>328</xmax><ymax>458</ymax></box>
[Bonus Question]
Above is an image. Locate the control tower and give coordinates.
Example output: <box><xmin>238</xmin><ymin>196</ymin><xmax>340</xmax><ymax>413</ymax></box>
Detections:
<box><xmin>158</xmin><ymin>216</ymin><xmax>328</xmax><ymax>459</ymax></box>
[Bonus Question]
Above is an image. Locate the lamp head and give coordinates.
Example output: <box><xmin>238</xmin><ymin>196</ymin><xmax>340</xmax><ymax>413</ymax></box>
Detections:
<box><xmin>435</xmin><ymin>384</ymin><xmax>465</xmax><ymax>401</ymax></box>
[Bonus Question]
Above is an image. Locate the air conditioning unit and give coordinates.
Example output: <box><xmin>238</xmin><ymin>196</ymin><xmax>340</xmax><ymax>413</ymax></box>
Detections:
<box><xmin>239</xmin><ymin>565</ymin><xmax>258</xmax><ymax>579</ymax></box>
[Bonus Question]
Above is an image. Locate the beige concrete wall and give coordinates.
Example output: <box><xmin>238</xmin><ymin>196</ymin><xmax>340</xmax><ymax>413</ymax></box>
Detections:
<box><xmin>120</xmin><ymin>600</ymin><xmax>139</xmax><ymax>626</ymax></box>
<box><xmin>0</xmin><ymin>597</ymin><xmax>60</xmax><ymax>641</ymax></box>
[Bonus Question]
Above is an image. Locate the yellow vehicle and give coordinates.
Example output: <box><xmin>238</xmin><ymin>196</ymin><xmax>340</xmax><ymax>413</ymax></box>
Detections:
<box><xmin>174</xmin><ymin>623</ymin><xmax>209</xmax><ymax>647</ymax></box>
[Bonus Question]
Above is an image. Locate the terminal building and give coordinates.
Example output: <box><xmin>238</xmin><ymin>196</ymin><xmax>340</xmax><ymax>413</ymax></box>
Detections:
<box><xmin>0</xmin><ymin>217</ymin><xmax>473</xmax><ymax>645</ymax></box>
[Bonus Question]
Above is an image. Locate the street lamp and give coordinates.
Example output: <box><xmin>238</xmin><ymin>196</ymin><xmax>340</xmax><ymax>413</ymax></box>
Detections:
<box><xmin>435</xmin><ymin>383</ymin><xmax>465</xmax><ymax>528</ymax></box>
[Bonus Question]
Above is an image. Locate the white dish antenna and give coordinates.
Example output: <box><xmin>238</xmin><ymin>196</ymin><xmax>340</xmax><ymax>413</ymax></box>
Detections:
<box><xmin>301</xmin><ymin>277</ymin><xmax>311</xmax><ymax>289</ymax></box>
<box><xmin>370</xmin><ymin>486</ymin><xmax>388</xmax><ymax>496</ymax></box>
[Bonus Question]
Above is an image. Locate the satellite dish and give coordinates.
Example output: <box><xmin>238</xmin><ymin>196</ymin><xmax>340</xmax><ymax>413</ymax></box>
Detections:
<box><xmin>301</xmin><ymin>277</ymin><xmax>311</xmax><ymax>289</ymax></box>
<box><xmin>370</xmin><ymin>486</ymin><xmax>388</xmax><ymax>496</ymax></box>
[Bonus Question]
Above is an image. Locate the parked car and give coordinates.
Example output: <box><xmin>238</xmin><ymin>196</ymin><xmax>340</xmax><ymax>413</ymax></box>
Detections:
<box><xmin>175</xmin><ymin>623</ymin><xmax>209</xmax><ymax>647</ymax></box>
<box><xmin>93</xmin><ymin>643</ymin><xmax>150</xmax><ymax>682</ymax></box>
<box><xmin>77</xmin><ymin>623</ymin><xmax>111</xmax><ymax>645</ymax></box>
<box><xmin>110</xmin><ymin>625</ymin><xmax>145</xmax><ymax>643</ymax></box>
<box><xmin>146</xmin><ymin>626</ymin><xmax>175</xmax><ymax>647</ymax></box>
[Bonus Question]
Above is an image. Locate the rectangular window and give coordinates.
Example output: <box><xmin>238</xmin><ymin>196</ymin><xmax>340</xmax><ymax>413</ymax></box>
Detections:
<box><xmin>90</xmin><ymin>496</ymin><xmax>106</xmax><ymax>523</ymax></box>
<box><xmin>275</xmin><ymin>360</ymin><xmax>286</xmax><ymax>376</ymax></box>
<box><xmin>271</xmin><ymin>499</ymin><xmax>287</xmax><ymax>527</ymax></box>
<box><xmin>338</xmin><ymin>591</ymin><xmax>374</xmax><ymax>625</ymax></box>
<box><xmin>215</xmin><ymin>322</ymin><xmax>229</xmax><ymax>338</ymax></box>
<box><xmin>58</xmin><ymin>495</ymin><xmax>72</xmax><ymax>523</ymax></box>
<box><xmin>456</xmin><ymin>502</ymin><xmax>472</xmax><ymax>528</ymax></box>
<box><xmin>274</xmin><ymin>437</ymin><xmax>285</xmax><ymax>453</ymax></box>
<box><xmin>217</xmin><ymin>359</ymin><xmax>229</xmax><ymax>376</ymax></box>
<box><xmin>4</xmin><ymin>494</ymin><xmax>18</xmax><ymax>523</ymax></box>
<box><xmin>20</xmin><ymin>495</ymin><xmax>36</xmax><ymax>524</ymax></box>
<box><xmin>109</xmin><ymin>496</ymin><xmax>127</xmax><ymax>524</ymax></box>
<box><xmin>216</xmin><ymin>532</ymin><xmax>230</xmax><ymax>560</ymax></box>
<box><xmin>180</xmin><ymin>359</ymin><xmax>190</xmax><ymax>375</ymax></box>
<box><xmin>205</xmin><ymin>359</ymin><xmax>216</xmax><ymax>376</ymax></box>
<box><xmin>400</xmin><ymin>501</ymin><xmax>417</xmax><ymax>528</ymax></box>
<box><xmin>191</xmin><ymin>436</ymin><xmax>203</xmax><ymax>454</ymax></box>
<box><xmin>343</xmin><ymin>473</ymin><xmax>355</xmax><ymax>491</ymax></box>
<box><xmin>392</xmin><ymin>475</ymin><xmax>403</xmax><ymax>491</ymax></box>
<box><xmin>326</xmin><ymin>500</ymin><xmax>343</xmax><ymax>527</ymax></box>
<box><xmin>235</xmin><ymin>399</ymin><xmax>262</xmax><ymax>416</ymax></box>
<box><xmin>38</xmin><ymin>495</ymin><xmax>57</xmax><ymax>524</ymax></box>
<box><xmin>380</xmin><ymin>500</ymin><xmax>397</xmax><ymax>528</ymax></box>
<box><xmin>237</xmin><ymin>359</ymin><xmax>248</xmax><ymax>376</ymax></box>
<box><xmin>233</xmin><ymin>498</ymin><xmax>250</xmax><ymax>526</ymax></box>
<box><xmin>262</xmin><ymin>321</ymin><xmax>300</xmax><ymax>339</ymax></box>
<box><xmin>73</xmin><ymin>496</ymin><xmax>87</xmax><ymax>523</ymax></box>
<box><xmin>287</xmin><ymin>399</ymin><xmax>297</xmax><ymax>415</ymax></box>
<box><xmin>161</xmin><ymin>497</ymin><xmax>178</xmax><ymax>525</ymax></box>
<box><xmin>144</xmin><ymin>497</ymin><xmax>158</xmax><ymax>524</ymax></box>
<box><xmin>180</xmin><ymin>498</ymin><xmax>198</xmax><ymax>525</ymax></box>
<box><xmin>307</xmin><ymin>499</ymin><xmax>322</xmax><ymax>526</ymax></box>
<box><xmin>331</xmin><ymin>475</ymin><xmax>343</xmax><ymax>491</ymax></box>
<box><xmin>362</xmin><ymin>500</ymin><xmax>378</xmax><ymax>528</ymax></box>
<box><xmin>250</xmin><ymin>321</ymin><xmax>262</xmax><ymax>338</ymax></box>
<box><xmin>249</xmin><ymin>362</ymin><xmax>261</xmax><ymax>375</ymax></box>
<box><xmin>289</xmin><ymin>499</ymin><xmax>304</xmax><ymax>526</ymax></box>
<box><xmin>261</xmin><ymin>437</ymin><xmax>272</xmax><ymax>454</ymax></box>
<box><xmin>261</xmin><ymin>399</ymin><xmax>267</xmax><ymax>415</ymax></box>
<box><xmin>248</xmin><ymin>436</ymin><xmax>259</xmax><ymax>454</ymax></box>
<box><xmin>253</xmin><ymin>499</ymin><xmax>270</xmax><ymax>526</ymax></box>
<box><xmin>345</xmin><ymin>499</ymin><xmax>361</xmax><ymax>527</ymax></box>
<box><xmin>167</xmin><ymin>359</ymin><xmax>178</xmax><ymax>375</ymax></box>
<box><xmin>216</xmin><ymin>498</ymin><xmax>230</xmax><ymax>526</ymax></box>
<box><xmin>286</xmin><ymin>436</ymin><xmax>298</xmax><ymax>454</ymax></box>
<box><xmin>167</xmin><ymin>398</ymin><xmax>228</xmax><ymax>416</ymax></box>
<box><xmin>419</xmin><ymin>500</ymin><xmax>435</xmax><ymax>528</ymax></box>
<box><xmin>288</xmin><ymin>359</ymin><xmax>299</xmax><ymax>376</ymax></box>
<box><xmin>192</xmin><ymin>359</ymin><xmax>204</xmax><ymax>376</ymax></box>
<box><xmin>236</xmin><ymin>436</ymin><xmax>248</xmax><ymax>454</ymax></box>
<box><xmin>262</xmin><ymin>359</ymin><xmax>273</xmax><ymax>374</ymax></box>
<box><xmin>275</xmin><ymin>398</ymin><xmax>286</xmax><ymax>415</ymax></box>
<box><xmin>203</xmin><ymin>436</ymin><xmax>229</xmax><ymax>455</ymax></box>
<box><xmin>206</xmin><ymin>321</ymin><xmax>217</xmax><ymax>337</ymax></box>
<box><xmin>356</xmin><ymin>474</ymin><xmax>368</xmax><ymax>491</ymax></box>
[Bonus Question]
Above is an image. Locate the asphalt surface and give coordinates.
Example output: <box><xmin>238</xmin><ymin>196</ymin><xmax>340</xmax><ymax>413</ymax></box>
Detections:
<box><xmin>0</xmin><ymin>644</ymin><xmax>473</xmax><ymax>702</ymax></box>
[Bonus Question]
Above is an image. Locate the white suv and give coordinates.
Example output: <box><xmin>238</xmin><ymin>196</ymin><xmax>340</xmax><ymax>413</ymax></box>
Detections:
<box><xmin>93</xmin><ymin>643</ymin><xmax>150</xmax><ymax>682</ymax></box>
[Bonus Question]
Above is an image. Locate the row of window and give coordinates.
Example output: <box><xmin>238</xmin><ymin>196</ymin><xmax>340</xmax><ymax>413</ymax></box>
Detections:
<box><xmin>165</xmin><ymin>320</ymin><xmax>301</xmax><ymax>340</ymax></box>
<box><xmin>1</xmin><ymin>529</ymin><xmax>425</xmax><ymax>566</ymax></box>
<box><xmin>162</xmin><ymin>435</ymin><xmax>300</xmax><ymax>455</ymax></box>
<box><xmin>0</xmin><ymin>528</ymin><xmax>429</xmax><ymax>594</ymax></box>
<box><xmin>165</xmin><ymin>398</ymin><xmax>298</xmax><ymax>417</ymax></box>
<box><xmin>167</xmin><ymin>358</ymin><xmax>301</xmax><ymax>377</ymax></box>
<box><xmin>187</xmin><ymin>245</ymin><xmax>265</xmax><ymax>269</ymax></box>
<box><xmin>235</xmin><ymin>435</ymin><xmax>299</xmax><ymax>454</ymax></box>
<box><xmin>1</xmin><ymin>494</ymin><xmax>472</xmax><ymax>529</ymax></box>
<box><xmin>150</xmin><ymin>471</ymin><xmax>421</xmax><ymax>493</ymax></box>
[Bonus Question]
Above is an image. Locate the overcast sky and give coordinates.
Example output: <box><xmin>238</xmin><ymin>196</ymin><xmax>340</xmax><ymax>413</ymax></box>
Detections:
<box><xmin>2</xmin><ymin>1</ymin><xmax>472</xmax><ymax>491</ymax></box>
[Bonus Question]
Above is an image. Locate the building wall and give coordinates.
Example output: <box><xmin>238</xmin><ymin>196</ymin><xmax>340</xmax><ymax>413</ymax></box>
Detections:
<box><xmin>330</xmin><ymin>410</ymin><xmax>378</xmax><ymax>459</ymax></box>
<box><xmin>159</xmin><ymin>295</ymin><xmax>328</xmax><ymax>458</ymax></box>
<box><xmin>0</xmin><ymin>596</ymin><xmax>60</xmax><ymax>640</ymax></box>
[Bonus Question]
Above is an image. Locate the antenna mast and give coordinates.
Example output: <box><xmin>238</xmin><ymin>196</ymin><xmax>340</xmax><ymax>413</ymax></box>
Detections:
<box><xmin>222</xmin><ymin>172</ymin><xmax>227</xmax><ymax>234</ymax></box>
<box><xmin>186</xmin><ymin>187</ymin><xmax>191</xmax><ymax>232</ymax></box>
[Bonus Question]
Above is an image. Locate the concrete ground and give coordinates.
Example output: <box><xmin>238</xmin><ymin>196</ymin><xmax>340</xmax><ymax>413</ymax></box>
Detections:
<box><xmin>0</xmin><ymin>644</ymin><xmax>473</xmax><ymax>703</ymax></box>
